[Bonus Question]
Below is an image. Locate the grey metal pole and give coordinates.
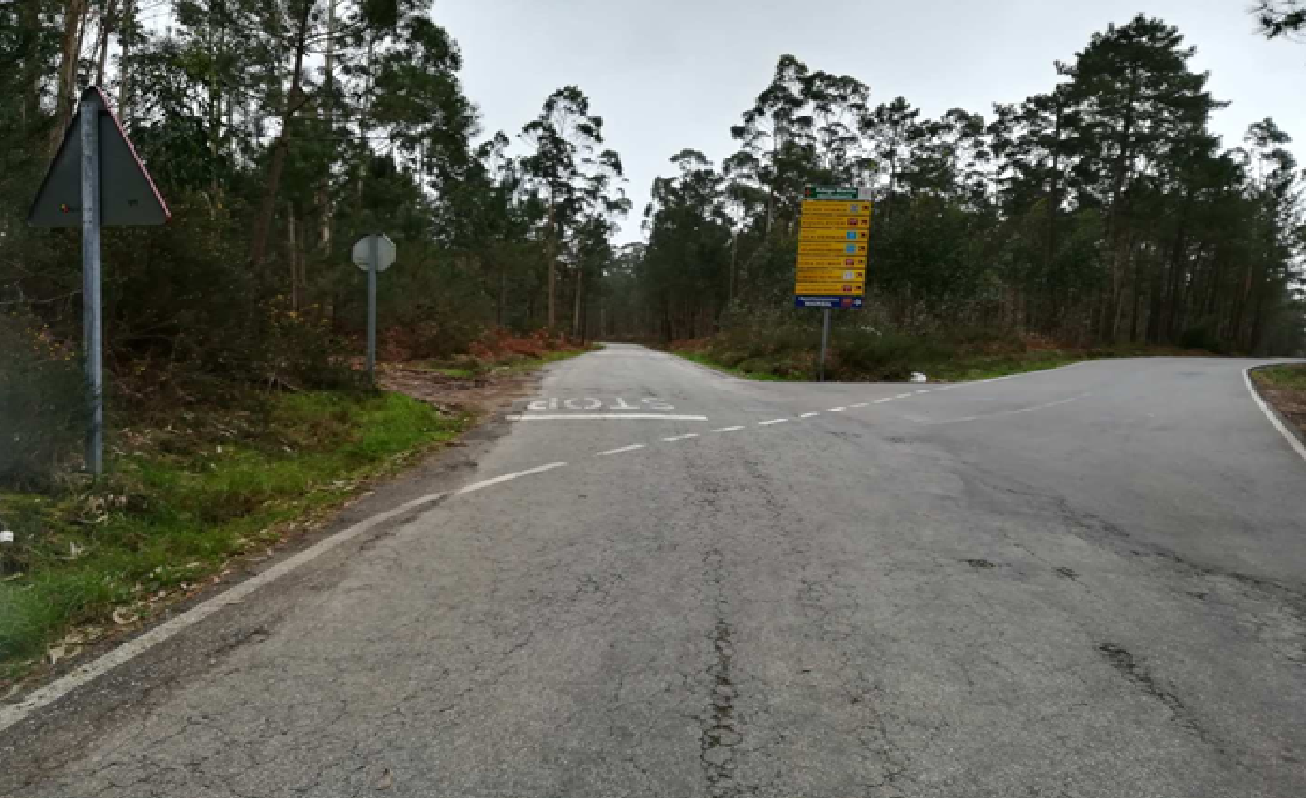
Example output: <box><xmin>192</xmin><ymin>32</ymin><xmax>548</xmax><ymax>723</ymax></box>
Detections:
<box><xmin>80</xmin><ymin>94</ymin><xmax>103</xmax><ymax>477</ymax></box>
<box><xmin>367</xmin><ymin>234</ymin><xmax>378</xmax><ymax>382</ymax></box>
<box><xmin>818</xmin><ymin>307</ymin><xmax>831</xmax><ymax>382</ymax></box>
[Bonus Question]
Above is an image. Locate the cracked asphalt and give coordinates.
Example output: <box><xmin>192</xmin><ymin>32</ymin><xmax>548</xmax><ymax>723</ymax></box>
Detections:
<box><xmin>1</xmin><ymin>344</ymin><xmax>1303</xmax><ymax>797</ymax></box>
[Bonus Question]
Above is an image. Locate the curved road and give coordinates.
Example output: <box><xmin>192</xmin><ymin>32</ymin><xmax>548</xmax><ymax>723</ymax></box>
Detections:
<box><xmin>2</xmin><ymin>344</ymin><xmax>1302</xmax><ymax>797</ymax></box>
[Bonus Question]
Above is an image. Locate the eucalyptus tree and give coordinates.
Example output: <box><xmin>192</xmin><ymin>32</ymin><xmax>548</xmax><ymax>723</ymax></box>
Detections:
<box><xmin>520</xmin><ymin>85</ymin><xmax>628</xmax><ymax>330</ymax></box>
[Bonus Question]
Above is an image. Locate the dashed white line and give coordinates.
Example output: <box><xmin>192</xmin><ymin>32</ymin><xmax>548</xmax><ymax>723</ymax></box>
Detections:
<box><xmin>663</xmin><ymin>433</ymin><xmax>700</xmax><ymax>442</ymax></box>
<box><xmin>596</xmin><ymin>444</ymin><xmax>646</xmax><ymax>456</ymax></box>
<box><xmin>850</xmin><ymin>402</ymin><xmax>869</xmax><ymax>408</ymax></box>
<box><xmin>799</xmin><ymin>412</ymin><xmax>820</xmax><ymax>418</ymax></box>
<box><xmin>457</xmin><ymin>461</ymin><xmax>568</xmax><ymax>494</ymax></box>
<box><xmin>874</xmin><ymin>398</ymin><xmax>894</xmax><ymax>404</ymax></box>
<box><xmin>713</xmin><ymin>425</ymin><xmax>745</xmax><ymax>432</ymax></box>
<box><xmin>758</xmin><ymin>418</ymin><xmax>789</xmax><ymax>426</ymax></box>
<box><xmin>930</xmin><ymin>395</ymin><xmax>1088</xmax><ymax>425</ymax></box>
<box><xmin>895</xmin><ymin>393</ymin><xmax>913</xmax><ymax>399</ymax></box>
<box><xmin>828</xmin><ymin>406</ymin><xmax>847</xmax><ymax>412</ymax></box>
<box><xmin>510</xmin><ymin>413</ymin><xmax>708</xmax><ymax>421</ymax></box>
<box><xmin>915</xmin><ymin>389</ymin><xmax>931</xmax><ymax>394</ymax></box>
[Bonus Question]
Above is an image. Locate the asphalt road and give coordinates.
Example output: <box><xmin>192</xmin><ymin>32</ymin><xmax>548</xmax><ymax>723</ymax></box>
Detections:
<box><xmin>2</xmin><ymin>344</ymin><xmax>1303</xmax><ymax>797</ymax></box>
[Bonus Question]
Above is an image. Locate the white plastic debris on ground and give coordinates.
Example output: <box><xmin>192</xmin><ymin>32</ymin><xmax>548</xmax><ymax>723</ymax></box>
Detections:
<box><xmin>910</xmin><ymin>372</ymin><xmax>927</xmax><ymax>383</ymax></box>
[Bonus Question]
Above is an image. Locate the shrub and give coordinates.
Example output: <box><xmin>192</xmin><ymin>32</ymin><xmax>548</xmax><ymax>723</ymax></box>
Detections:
<box><xmin>0</xmin><ymin>315</ymin><xmax>87</xmax><ymax>488</ymax></box>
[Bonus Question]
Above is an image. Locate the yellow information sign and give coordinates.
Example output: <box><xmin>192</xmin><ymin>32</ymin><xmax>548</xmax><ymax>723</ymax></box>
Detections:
<box><xmin>798</xmin><ymin>241</ymin><xmax>869</xmax><ymax>255</ymax></box>
<box><xmin>795</xmin><ymin>282</ymin><xmax>865</xmax><ymax>294</ymax></box>
<box><xmin>796</xmin><ymin>256</ymin><xmax>868</xmax><ymax>268</ymax></box>
<box><xmin>798</xmin><ymin>268</ymin><xmax>866</xmax><ymax>281</ymax></box>
<box><xmin>801</xmin><ymin>200</ymin><xmax>872</xmax><ymax>217</ymax></box>
<box><xmin>799</xmin><ymin>227</ymin><xmax>870</xmax><ymax>242</ymax></box>
<box><xmin>795</xmin><ymin>193</ymin><xmax>872</xmax><ymax>307</ymax></box>
<box><xmin>800</xmin><ymin>215</ymin><xmax>871</xmax><ymax>229</ymax></box>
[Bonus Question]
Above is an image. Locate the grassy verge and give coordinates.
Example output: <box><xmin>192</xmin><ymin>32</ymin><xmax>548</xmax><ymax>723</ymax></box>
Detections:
<box><xmin>676</xmin><ymin>351</ymin><xmax>799</xmax><ymax>381</ymax></box>
<box><xmin>672</xmin><ymin>334</ymin><xmax>1200</xmax><ymax>383</ymax></box>
<box><xmin>1251</xmin><ymin>364</ymin><xmax>1306</xmax><ymax>392</ymax></box>
<box><xmin>1251</xmin><ymin>364</ymin><xmax>1306</xmax><ymax>439</ymax></box>
<box><xmin>0</xmin><ymin>391</ymin><xmax>470</xmax><ymax>682</ymax></box>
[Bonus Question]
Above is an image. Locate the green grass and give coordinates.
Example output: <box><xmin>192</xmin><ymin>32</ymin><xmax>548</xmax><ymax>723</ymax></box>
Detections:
<box><xmin>1252</xmin><ymin>364</ymin><xmax>1306</xmax><ymax>392</ymax></box>
<box><xmin>676</xmin><ymin>351</ymin><xmax>798</xmax><ymax>381</ymax></box>
<box><xmin>0</xmin><ymin>391</ymin><xmax>469</xmax><ymax>679</ymax></box>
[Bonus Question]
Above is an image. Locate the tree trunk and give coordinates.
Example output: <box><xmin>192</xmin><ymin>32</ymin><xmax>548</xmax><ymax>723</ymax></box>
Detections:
<box><xmin>317</xmin><ymin>0</ymin><xmax>336</xmax><ymax>252</ymax></box>
<box><xmin>51</xmin><ymin>0</ymin><xmax>89</xmax><ymax>154</ymax></box>
<box><xmin>1101</xmin><ymin>67</ymin><xmax>1139</xmax><ymax>341</ymax></box>
<box><xmin>546</xmin><ymin>199</ymin><xmax>557</xmax><ymax>329</ymax></box>
<box><xmin>116</xmin><ymin>0</ymin><xmax>134</xmax><ymax>119</ymax></box>
<box><xmin>572</xmin><ymin>267</ymin><xmax>583</xmax><ymax>340</ymax></box>
<box><xmin>287</xmin><ymin>202</ymin><xmax>299</xmax><ymax>310</ymax></box>
<box><xmin>93</xmin><ymin>0</ymin><xmax>118</xmax><ymax>86</ymax></box>
<box><xmin>249</xmin><ymin>0</ymin><xmax>314</xmax><ymax>267</ymax></box>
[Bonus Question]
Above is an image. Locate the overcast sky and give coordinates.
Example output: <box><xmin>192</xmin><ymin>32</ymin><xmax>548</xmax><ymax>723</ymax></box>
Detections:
<box><xmin>434</xmin><ymin>0</ymin><xmax>1305</xmax><ymax>244</ymax></box>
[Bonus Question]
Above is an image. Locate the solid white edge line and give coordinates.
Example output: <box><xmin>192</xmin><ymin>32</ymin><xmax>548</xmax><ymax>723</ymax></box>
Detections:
<box><xmin>712</xmin><ymin>426</ymin><xmax>745</xmax><ymax>432</ymax></box>
<box><xmin>508</xmin><ymin>414</ymin><xmax>708</xmax><ymax>421</ymax></box>
<box><xmin>758</xmin><ymin>418</ymin><xmax>788</xmax><ymax>426</ymax></box>
<box><xmin>0</xmin><ymin>460</ymin><xmax>575</xmax><ymax>733</ymax></box>
<box><xmin>799</xmin><ymin>412</ymin><xmax>820</xmax><ymax>418</ymax></box>
<box><xmin>596</xmin><ymin>444</ymin><xmax>646</xmax><ymax>456</ymax></box>
<box><xmin>1243</xmin><ymin>366</ymin><xmax>1306</xmax><ymax>459</ymax></box>
<box><xmin>662</xmin><ymin>433</ymin><xmax>700</xmax><ymax>442</ymax></box>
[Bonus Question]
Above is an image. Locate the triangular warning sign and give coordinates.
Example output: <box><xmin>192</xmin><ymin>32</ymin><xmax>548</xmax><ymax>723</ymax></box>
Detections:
<box><xmin>29</xmin><ymin>86</ymin><xmax>169</xmax><ymax>227</ymax></box>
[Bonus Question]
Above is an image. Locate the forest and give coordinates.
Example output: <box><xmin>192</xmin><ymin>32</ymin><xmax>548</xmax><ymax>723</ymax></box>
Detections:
<box><xmin>1</xmin><ymin>3</ymin><xmax>1303</xmax><ymax>478</ymax></box>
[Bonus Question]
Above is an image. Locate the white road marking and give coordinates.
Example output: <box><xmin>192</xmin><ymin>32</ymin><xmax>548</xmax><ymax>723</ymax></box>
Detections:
<box><xmin>509</xmin><ymin>414</ymin><xmax>708</xmax><ymax>421</ymax></box>
<box><xmin>828</xmin><ymin>406</ymin><xmax>847</xmax><ymax>412</ymax></box>
<box><xmin>663</xmin><ymin>433</ymin><xmax>700</xmax><ymax>442</ymax></box>
<box><xmin>895</xmin><ymin>393</ymin><xmax>913</xmax><ymax>399</ymax></box>
<box><xmin>800</xmin><ymin>412</ymin><xmax>820</xmax><ymax>418</ymax></box>
<box><xmin>874</xmin><ymin>398</ymin><xmax>895</xmax><ymax>403</ymax></box>
<box><xmin>915</xmin><ymin>389</ymin><xmax>931</xmax><ymax>394</ymax></box>
<box><xmin>1243</xmin><ymin>366</ymin><xmax>1306</xmax><ymax>459</ymax></box>
<box><xmin>931</xmin><ymin>395</ymin><xmax>1088</xmax><ymax>425</ymax></box>
<box><xmin>850</xmin><ymin>402</ymin><xmax>869</xmax><ymax>408</ymax></box>
<box><xmin>596</xmin><ymin>444</ymin><xmax>646</xmax><ymax>456</ymax></box>
<box><xmin>456</xmin><ymin>462</ymin><xmax>567</xmax><ymax>495</ymax></box>
<box><xmin>713</xmin><ymin>425</ymin><xmax>745</xmax><ymax>432</ymax></box>
<box><xmin>758</xmin><ymin>418</ymin><xmax>788</xmax><ymax>426</ymax></box>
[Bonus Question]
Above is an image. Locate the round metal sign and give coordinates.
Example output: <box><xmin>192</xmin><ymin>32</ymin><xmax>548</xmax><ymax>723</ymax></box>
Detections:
<box><xmin>352</xmin><ymin>234</ymin><xmax>396</xmax><ymax>272</ymax></box>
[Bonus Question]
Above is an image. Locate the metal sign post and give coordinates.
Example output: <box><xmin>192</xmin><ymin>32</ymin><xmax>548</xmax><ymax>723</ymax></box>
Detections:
<box><xmin>80</xmin><ymin>94</ymin><xmax>103</xmax><ymax>475</ymax></box>
<box><xmin>351</xmin><ymin>234</ymin><xmax>396</xmax><ymax>384</ymax></box>
<box><xmin>367</xmin><ymin>235</ymin><xmax>378</xmax><ymax>381</ymax></box>
<box><xmin>818</xmin><ymin>308</ymin><xmax>831</xmax><ymax>383</ymax></box>
<box><xmin>29</xmin><ymin>86</ymin><xmax>170</xmax><ymax>479</ymax></box>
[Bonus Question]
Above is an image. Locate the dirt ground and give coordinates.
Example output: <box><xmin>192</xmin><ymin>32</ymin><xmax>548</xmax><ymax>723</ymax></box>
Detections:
<box><xmin>1257</xmin><ymin>384</ymin><xmax>1305</xmax><ymax>440</ymax></box>
<box><xmin>377</xmin><ymin>363</ymin><xmax>536</xmax><ymax>416</ymax></box>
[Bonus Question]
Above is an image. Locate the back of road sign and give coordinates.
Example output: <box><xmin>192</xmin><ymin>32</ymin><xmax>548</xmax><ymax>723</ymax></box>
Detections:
<box><xmin>28</xmin><ymin>87</ymin><xmax>169</xmax><ymax>227</ymax></box>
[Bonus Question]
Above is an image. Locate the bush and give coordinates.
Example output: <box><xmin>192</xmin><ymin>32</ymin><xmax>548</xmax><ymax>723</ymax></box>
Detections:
<box><xmin>0</xmin><ymin>316</ymin><xmax>87</xmax><ymax>488</ymax></box>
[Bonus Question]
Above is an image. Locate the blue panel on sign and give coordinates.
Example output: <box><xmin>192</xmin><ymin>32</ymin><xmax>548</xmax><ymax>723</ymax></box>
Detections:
<box><xmin>845</xmin><ymin>231</ymin><xmax>857</xmax><ymax>240</ymax></box>
<box><xmin>844</xmin><ymin>244</ymin><xmax>856</xmax><ymax>253</ymax></box>
<box><xmin>794</xmin><ymin>296</ymin><xmax>865</xmax><ymax>309</ymax></box>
